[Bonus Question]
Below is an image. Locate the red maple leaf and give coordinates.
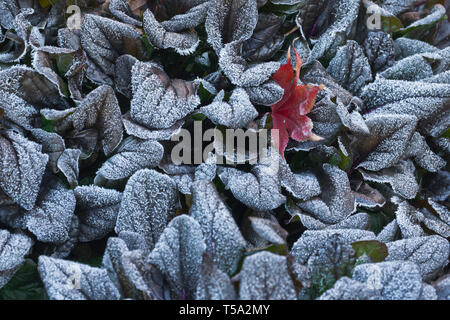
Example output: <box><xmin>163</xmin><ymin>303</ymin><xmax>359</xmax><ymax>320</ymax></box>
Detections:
<box><xmin>270</xmin><ymin>44</ymin><xmax>323</xmax><ymax>158</ymax></box>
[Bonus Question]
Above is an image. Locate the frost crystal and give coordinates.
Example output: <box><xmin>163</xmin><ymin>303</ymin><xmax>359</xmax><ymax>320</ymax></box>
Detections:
<box><xmin>239</xmin><ymin>251</ymin><xmax>297</xmax><ymax>300</ymax></box>
<box><xmin>116</xmin><ymin>169</ymin><xmax>179</xmax><ymax>250</ymax></box>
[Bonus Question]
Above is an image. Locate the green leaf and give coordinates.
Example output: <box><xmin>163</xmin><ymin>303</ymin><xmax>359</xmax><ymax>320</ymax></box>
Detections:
<box><xmin>197</xmin><ymin>83</ymin><xmax>215</xmax><ymax>105</ymax></box>
<box><xmin>0</xmin><ymin>259</ymin><xmax>48</xmax><ymax>300</ymax></box>
<box><xmin>191</xmin><ymin>113</ymin><xmax>207</xmax><ymax>121</ymax></box>
<box><xmin>351</xmin><ymin>240</ymin><xmax>388</xmax><ymax>263</ymax></box>
<box><xmin>41</xmin><ymin>116</ymin><xmax>56</xmax><ymax>133</ymax></box>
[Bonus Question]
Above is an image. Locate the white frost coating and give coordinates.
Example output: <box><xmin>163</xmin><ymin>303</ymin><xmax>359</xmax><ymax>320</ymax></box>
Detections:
<box><xmin>190</xmin><ymin>180</ymin><xmax>246</xmax><ymax>275</ymax></box>
<box><xmin>116</xmin><ymin>169</ymin><xmax>179</xmax><ymax>250</ymax></box>
<box><xmin>326</xmin><ymin>40</ymin><xmax>372</xmax><ymax>95</ymax></box>
<box><xmin>95</xmin><ymin>137</ymin><xmax>164</xmax><ymax>183</ymax></box>
<box><xmin>74</xmin><ymin>186</ymin><xmax>122</xmax><ymax>242</ymax></box>
<box><xmin>80</xmin><ymin>14</ymin><xmax>146</xmax><ymax>79</ymax></box>
<box><xmin>249</xmin><ymin>217</ymin><xmax>287</xmax><ymax>245</ymax></box>
<box><xmin>218</xmin><ymin>162</ymin><xmax>286</xmax><ymax>211</ymax></box>
<box><xmin>148</xmin><ymin>215</ymin><xmax>206</xmax><ymax>299</ymax></box>
<box><xmin>0</xmin><ymin>130</ymin><xmax>48</xmax><ymax>210</ymax></box>
<box><xmin>56</xmin><ymin>85</ymin><xmax>124</xmax><ymax>156</ymax></box>
<box><xmin>385</xmin><ymin>236</ymin><xmax>450</xmax><ymax>281</ymax></box>
<box><xmin>130</xmin><ymin>62</ymin><xmax>200</xmax><ymax>129</ymax></box>
<box><xmin>353</xmin><ymin>261</ymin><xmax>423</xmax><ymax>300</ymax></box>
<box><xmin>219</xmin><ymin>41</ymin><xmax>281</xmax><ymax>87</ymax></box>
<box><xmin>25</xmin><ymin>178</ymin><xmax>76</xmax><ymax>244</ymax></box>
<box><xmin>239</xmin><ymin>251</ymin><xmax>296</xmax><ymax>300</ymax></box>
<box><xmin>200</xmin><ymin>88</ymin><xmax>258</xmax><ymax>128</ymax></box>
<box><xmin>291</xmin><ymin>229</ymin><xmax>376</xmax><ymax>265</ymax></box>
<box><xmin>205</xmin><ymin>0</ymin><xmax>258</xmax><ymax>53</ymax></box>
<box><xmin>0</xmin><ymin>230</ymin><xmax>33</xmax><ymax>288</ymax></box>
<box><xmin>358</xmin><ymin>114</ymin><xmax>417</xmax><ymax>171</ymax></box>
<box><xmin>38</xmin><ymin>256</ymin><xmax>121</xmax><ymax>300</ymax></box>
<box><xmin>359</xmin><ymin>160</ymin><xmax>419</xmax><ymax>200</ymax></box>
<box><xmin>195</xmin><ymin>255</ymin><xmax>236</xmax><ymax>300</ymax></box>
<box><xmin>57</xmin><ymin>148</ymin><xmax>81</xmax><ymax>188</ymax></box>
<box><xmin>296</xmin><ymin>164</ymin><xmax>356</xmax><ymax>224</ymax></box>
<box><xmin>319</xmin><ymin>277</ymin><xmax>379</xmax><ymax>300</ymax></box>
<box><xmin>143</xmin><ymin>10</ymin><xmax>201</xmax><ymax>55</ymax></box>
<box><xmin>245</xmin><ymin>80</ymin><xmax>284</xmax><ymax>106</ymax></box>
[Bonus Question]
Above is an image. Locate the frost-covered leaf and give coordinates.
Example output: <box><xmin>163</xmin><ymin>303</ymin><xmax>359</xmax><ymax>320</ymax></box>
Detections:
<box><xmin>122</xmin><ymin>113</ymin><xmax>184</xmax><ymax>141</ymax></box>
<box><xmin>360</xmin><ymin>79</ymin><xmax>450</xmax><ymax>137</ymax></box>
<box><xmin>353</xmin><ymin>261</ymin><xmax>423</xmax><ymax>300</ymax></box>
<box><xmin>74</xmin><ymin>186</ymin><xmax>122</xmax><ymax>242</ymax></box>
<box><xmin>318</xmin><ymin>277</ymin><xmax>378</xmax><ymax>300</ymax></box>
<box><xmin>244</xmin><ymin>80</ymin><xmax>284</xmax><ymax>106</ymax></box>
<box><xmin>51</xmin><ymin>215</ymin><xmax>80</xmax><ymax>259</ymax></box>
<box><xmin>130</xmin><ymin>61</ymin><xmax>200</xmax><ymax>129</ymax></box>
<box><xmin>38</xmin><ymin>256</ymin><xmax>120</xmax><ymax>300</ymax></box>
<box><xmin>279</xmin><ymin>160</ymin><xmax>321</xmax><ymax>201</ymax></box>
<box><xmin>219</xmin><ymin>41</ymin><xmax>281</xmax><ymax>87</ymax></box>
<box><xmin>0</xmin><ymin>130</ymin><xmax>48</xmax><ymax>210</ymax></box>
<box><xmin>397</xmin><ymin>4</ymin><xmax>447</xmax><ymax>40</ymax></box>
<box><xmin>0</xmin><ymin>0</ymin><xmax>19</xmax><ymax>29</ymax></box>
<box><xmin>54</xmin><ymin>85</ymin><xmax>124</xmax><ymax>156</ymax></box>
<box><xmin>110</xmin><ymin>0</ymin><xmax>142</xmax><ymax>26</ymax></box>
<box><xmin>81</xmin><ymin>14</ymin><xmax>147</xmax><ymax>83</ymax></box>
<box><xmin>239</xmin><ymin>251</ymin><xmax>296</xmax><ymax>300</ymax></box>
<box><xmin>307</xmin><ymin>0</ymin><xmax>360</xmax><ymax>63</ymax></box>
<box><xmin>0</xmin><ymin>230</ymin><xmax>33</xmax><ymax>289</ymax></box>
<box><xmin>301</xmin><ymin>60</ymin><xmax>356</xmax><ymax>106</ymax></box>
<box><xmin>354</xmin><ymin>181</ymin><xmax>386</xmax><ymax>209</ymax></box>
<box><xmin>376</xmin><ymin>219</ymin><xmax>399</xmax><ymax>243</ymax></box>
<box><xmin>57</xmin><ymin>149</ymin><xmax>81</xmax><ymax>188</ymax></box>
<box><xmin>190</xmin><ymin>180</ymin><xmax>246</xmax><ymax>275</ymax></box>
<box><xmin>25</xmin><ymin>177</ymin><xmax>76</xmax><ymax>244</ymax></box>
<box><xmin>394</xmin><ymin>38</ymin><xmax>438</xmax><ymax>60</ymax></box>
<box><xmin>30</xmin><ymin>129</ymin><xmax>65</xmax><ymax>174</ymax></box>
<box><xmin>364</xmin><ymin>31</ymin><xmax>395</xmax><ymax>73</ymax></box>
<box><xmin>404</xmin><ymin>132</ymin><xmax>446</xmax><ymax>172</ymax></box>
<box><xmin>200</xmin><ymin>88</ymin><xmax>258</xmax><ymax>128</ymax></box>
<box><xmin>195</xmin><ymin>253</ymin><xmax>236</xmax><ymax>300</ymax></box>
<box><xmin>0</xmin><ymin>65</ymin><xmax>68</xmax><ymax>127</ymax></box>
<box><xmin>102</xmin><ymin>237</ymin><xmax>169</xmax><ymax>300</ymax></box>
<box><xmin>380</xmin><ymin>48</ymin><xmax>450</xmax><ymax>81</ymax></box>
<box><xmin>394</xmin><ymin>199</ymin><xmax>426</xmax><ymax>239</ymax></box>
<box><xmin>381</xmin><ymin>0</ymin><xmax>423</xmax><ymax>16</ymax></box>
<box><xmin>0</xmin><ymin>9</ymin><xmax>30</xmax><ymax>64</ymax></box>
<box><xmin>95</xmin><ymin>137</ymin><xmax>164</xmax><ymax>183</ymax></box>
<box><xmin>206</xmin><ymin>0</ymin><xmax>258</xmax><ymax>53</ymax></box>
<box><xmin>116</xmin><ymin>169</ymin><xmax>179</xmax><ymax>250</ymax></box>
<box><xmin>218</xmin><ymin>158</ymin><xmax>286</xmax><ymax>211</ymax></box>
<box><xmin>326</xmin><ymin>40</ymin><xmax>372</xmax><ymax>95</ymax></box>
<box><xmin>421</xmin><ymin>208</ymin><xmax>450</xmax><ymax>239</ymax></box>
<box><xmin>359</xmin><ymin>160</ymin><xmax>419</xmax><ymax>200</ymax></box>
<box><xmin>385</xmin><ymin>235</ymin><xmax>449</xmax><ymax>280</ymax></box>
<box><xmin>148</xmin><ymin>215</ymin><xmax>206</xmax><ymax>299</ymax></box>
<box><xmin>143</xmin><ymin>8</ymin><xmax>203</xmax><ymax>55</ymax></box>
<box><xmin>249</xmin><ymin>217</ymin><xmax>287</xmax><ymax>245</ymax></box>
<box><xmin>434</xmin><ymin>275</ymin><xmax>450</xmax><ymax>300</ymax></box>
<box><xmin>291</xmin><ymin>229</ymin><xmax>376</xmax><ymax>265</ymax></box>
<box><xmin>296</xmin><ymin>164</ymin><xmax>356</xmax><ymax>224</ymax></box>
<box><xmin>356</xmin><ymin>114</ymin><xmax>417</xmax><ymax>171</ymax></box>
<box><xmin>242</xmin><ymin>13</ymin><xmax>284</xmax><ymax>62</ymax></box>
